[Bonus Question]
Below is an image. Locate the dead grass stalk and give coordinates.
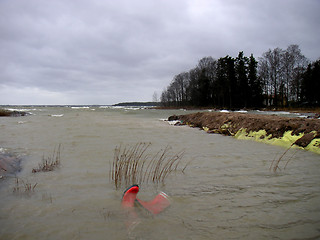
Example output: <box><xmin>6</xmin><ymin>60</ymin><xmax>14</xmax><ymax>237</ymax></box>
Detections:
<box><xmin>32</xmin><ymin>144</ymin><xmax>61</xmax><ymax>173</ymax></box>
<box><xmin>110</xmin><ymin>142</ymin><xmax>185</xmax><ymax>189</ymax></box>
<box><xmin>13</xmin><ymin>177</ymin><xmax>37</xmax><ymax>196</ymax></box>
<box><xmin>270</xmin><ymin>144</ymin><xmax>297</xmax><ymax>172</ymax></box>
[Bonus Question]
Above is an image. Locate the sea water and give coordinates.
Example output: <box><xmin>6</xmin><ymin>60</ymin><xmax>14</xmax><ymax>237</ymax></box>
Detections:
<box><xmin>0</xmin><ymin>106</ymin><xmax>319</xmax><ymax>239</ymax></box>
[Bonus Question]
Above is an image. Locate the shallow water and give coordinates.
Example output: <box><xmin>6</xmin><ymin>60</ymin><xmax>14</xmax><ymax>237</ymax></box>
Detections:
<box><xmin>0</xmin><ymin>106</ymin><xmax>320</xmax><ymax>239</ymax></box>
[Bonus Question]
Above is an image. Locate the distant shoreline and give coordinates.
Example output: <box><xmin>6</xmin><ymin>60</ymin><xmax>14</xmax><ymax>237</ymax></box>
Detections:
<box><xmin>113</xmin><ymin>101</ymin><xmax>160</xmax><ymax>107</ymax></box>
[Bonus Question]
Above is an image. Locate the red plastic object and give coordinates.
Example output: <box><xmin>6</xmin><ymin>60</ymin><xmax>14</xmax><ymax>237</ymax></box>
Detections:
<box><xmin>121</xmin><ymin>184</ymin><xmax>140</xmax><ymax>208</ymax></box>
<box><xmin>121</xmin><ymin>185</ymin><xmax>140</xmax><ymax>230</ymax></box>
<box><xmin>136</xmin><ymin>192</ymin><xmax>170</xmax><ymax>215</ymax></box>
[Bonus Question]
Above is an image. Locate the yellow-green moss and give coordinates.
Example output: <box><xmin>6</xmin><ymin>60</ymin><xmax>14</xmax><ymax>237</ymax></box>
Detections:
<box><xmin>203</xmin><ymin>126</ymin><xmax>209</xmax><ymax>132</ymax></box>
<box><xmin>202</xmin><ymin>125</ymin><xmax>320</xmax><ymax>154</ymax></box>
<box><xmin>235</xmin><ymin>128</ymin><xmax>303</xmax><ymax>149</ymax></box>
<box><xmin>305</xmin><ymin>138</ymin><xmax>320</xmax><ymax>154</ymax></box>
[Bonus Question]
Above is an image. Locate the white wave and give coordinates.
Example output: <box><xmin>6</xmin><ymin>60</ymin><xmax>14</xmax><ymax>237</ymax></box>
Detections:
<box><xmin>5</xmin><ymin>108</ymin><xmax>38</xmax><ymax>112</ymax></box>
<box><xmin>276</xmin><ymin>111</ymin><xmax>291</xmax><ymax>115</ymax></box>
<box><xmin>124</xmin><ymin>107</ymin><xmax>140</xmax><ymax>110</ymax></box>
<box><xmin>109</xmin><ymin>106</ymin><xmax>144</xmax><ymax>110</ymax></box>
<box><xmin>71</xmin><ymin>106</ymin><xmax>90</xmax><ymax>109</ymax></box>
<box><xmin>168</xmin><ymin>120</ymin><xmax>182</xmax><ymax>125</ymax></box>
<box><xmin>236</xmin><ymin>110</ymin><xmax>248</xmax><ymax>113</ymax></box>
<box><xmin>51</xmin><ymin>114</ymin><xmax>64</xmax><ymax>117</ymax></box>
<box><xmin>220</xmin><ymin>110</ymin><xmax>230</xmax><ymax>113</ymax></box>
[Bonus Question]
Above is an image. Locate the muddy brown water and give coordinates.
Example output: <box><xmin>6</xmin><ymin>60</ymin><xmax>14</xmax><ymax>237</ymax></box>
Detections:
<box><xmin>0</xmin><ymin>106</ymin><xmax>320</xmax><ymax>239</ymax></box>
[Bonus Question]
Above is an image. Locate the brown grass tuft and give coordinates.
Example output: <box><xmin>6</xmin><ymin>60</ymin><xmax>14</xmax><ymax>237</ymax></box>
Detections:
<box><xmin>110</xmin><ymin>142</ymin><xmax>185</xmax><ymax>189</ymax></box>
<box><xmin>32</xmin><ymin>144</ymin><xmax>61</xmax><ymax>173</ymax></box>
<box><xmin>13</xmin><ymin>177</ymin><xmax>37</xmax><ymax>196</ymax></box>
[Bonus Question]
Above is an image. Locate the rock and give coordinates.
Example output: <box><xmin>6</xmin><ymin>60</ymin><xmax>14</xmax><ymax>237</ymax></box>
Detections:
<box><xmin>168</xmin><ymin>115</ymin><xmax>179</xmax><ymax>121</ymax></box>
<box><xmin>294</xmin><ymin>132</ymin><xmax>316</xmax><ymax>148</ymax></box>
<box><xmin>0</xmin><ymin>152</ymin><xmax>22</xmax><ymax>178</ymax></box>
<box><xmin>0</xmin><ymin>109</ymin><xmax>28</xmax><ymax>117</ymax></box>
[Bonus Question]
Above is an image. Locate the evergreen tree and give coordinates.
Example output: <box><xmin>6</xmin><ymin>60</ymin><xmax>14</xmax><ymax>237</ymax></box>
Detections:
<box><xmin>301</xmin><ymin>60</ymin><xmax>320</xmax><ymax>105</ymax></box>
<box><xmin>235</xmin><ymin>52</ymin><xmax>249</xmax><ymax>107</ymax></box>
<box><xmin>226</xmin><ymin>56</ymin><xmax>237</xmax><ymax>108</ymax></box>
<box><xmin>248</xmin><ymin>54</ymin><xmax>262</xmax><ymax>107</ymax></box>
<box><xmin>216</xmin><ymin>57</ymin><xmax>228</xmax><ymax>107</ymax></box>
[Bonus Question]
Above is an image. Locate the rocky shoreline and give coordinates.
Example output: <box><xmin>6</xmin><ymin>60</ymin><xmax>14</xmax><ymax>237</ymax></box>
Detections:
<box><xmin>0</xmin><ymin>108</ymin><xmax>28</xmax><ymax>117</ymax></box>
<box><xmin>0</xmin><ymin>151</ymin><xmax>22</xmax><ymax>179</ymax></box>
<box><xmin>168</xmin><ymin>112</ymin><xmax>320</xmax><ymax>154</ymax></box>
<box><xmin>0</xmin><ymin>109</ymin><xmax>27</xmax><ymax>179</ymax></box>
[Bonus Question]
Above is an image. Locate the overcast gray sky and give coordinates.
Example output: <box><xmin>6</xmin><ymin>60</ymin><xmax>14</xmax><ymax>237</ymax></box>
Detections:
<box><xmin>1</xmin><ymin>0</ymin><xmax>319</xmax><ymax>105</ymax></box>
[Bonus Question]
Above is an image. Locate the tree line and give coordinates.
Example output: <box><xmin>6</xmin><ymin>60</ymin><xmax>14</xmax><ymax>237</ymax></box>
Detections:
<box><xmin>160</xmin><ymin>44</ymin><xmax>319</xmax><ymax>108</ymax></box>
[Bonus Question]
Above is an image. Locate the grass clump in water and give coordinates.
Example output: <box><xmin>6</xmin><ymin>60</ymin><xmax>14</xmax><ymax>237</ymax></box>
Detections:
<box><xmin>32</xmin><ymin>144</ymin><xmax>61</xmax><ymax>173</ymax></box>
<box><xmin>13</xmin><ymin>177</ymin><xmax>37</xmax><ymax>196</ymax></box>
<box><xmin>110</xmin><ymin>142</ymin><xmax>186</xmax><ymax>189</ymax></box>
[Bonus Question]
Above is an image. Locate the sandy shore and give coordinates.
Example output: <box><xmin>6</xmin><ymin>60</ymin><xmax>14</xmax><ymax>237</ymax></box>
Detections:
<box><xmin>168</xmin><ymin>112</ymin><xmax>320</xmax><ymax>154</ymax></box>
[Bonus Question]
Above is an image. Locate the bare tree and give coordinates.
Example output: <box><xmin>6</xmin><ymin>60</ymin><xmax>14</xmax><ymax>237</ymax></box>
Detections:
<box><xmin>152</xmin><ymin>91</ymin><xmax>159</xmax><ymax>102</ymax></box>
<box><xmin>261</xmin><ymin>48</ymin><xmax>284</xmax><ymax>107</ymax></box>
<box><xmin>258</xmin><ymin>57</ymin><xmax>271</xmax><ymax>106</ymax></box>
<box><xmin>282</xmin><ymin>45</ymin><xmax>308</xmax><ymax>103</ymax></box>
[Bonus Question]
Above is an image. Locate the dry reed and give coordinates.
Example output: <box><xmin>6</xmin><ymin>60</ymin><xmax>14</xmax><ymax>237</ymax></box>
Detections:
<box><xmin>32</xmin><ymin>144</ymin><xmax>61</xmax><ymax>173</ymax></box>
<box><xmin>13</xmin><ymin>177</ymin><xmax>37</xmax><ymax>195</ymax></box>
<box><xmin>110</xmin><ymin>142</ymin><xmax>185</xmax><ymax>189</ymax></box>
<box><xmin>270</xmin><ymin>144</ymin><xmax>297</xmax><ymax>172</ymax></box>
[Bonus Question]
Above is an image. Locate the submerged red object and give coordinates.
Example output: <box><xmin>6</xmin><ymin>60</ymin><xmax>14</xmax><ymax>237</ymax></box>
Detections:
<box><xmin>136</xmin><ymin>192</ymin><xmax>170</xmax><ymax>215</ymax></box>
<box><xmin>121</xmin><ymin>184</ymin><xmax>171</xmax><ymax>230</ymax></box>
<box><xmin>121</xmin><ymin>184</ymin><xmax>140</xmax><ymax>230</ymax></box>
<box><xmin>121</xmin><ymin>184</ymin><xmax>140</xmax><ymax>208</ymax></box>
<box><xmin>121</xmin><ymin>184</ymin><xmax>170</xmax><ymax>214</ymax></box>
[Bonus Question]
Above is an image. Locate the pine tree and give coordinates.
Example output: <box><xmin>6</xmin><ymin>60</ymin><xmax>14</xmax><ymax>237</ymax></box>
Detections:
<box><xmin>235</xmin><ymin>52</ymin><xmax>249</xmax><ymax>107</ymax></box>
<box><xmin>248</xmin><ymin>54</ymin><xmax>263</xmax><ymax>107</ymax></box>
<box><xmin>301</xmin><ymin>60</ymin><xmax>320</xmax><ymax>106</ymax></box>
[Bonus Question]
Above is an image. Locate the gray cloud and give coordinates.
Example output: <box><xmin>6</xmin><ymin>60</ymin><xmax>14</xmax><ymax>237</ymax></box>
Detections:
<box><xmin>1</xmin><ymin>0</ymin><xmax>319</xmax><ymax>105</ymax></box>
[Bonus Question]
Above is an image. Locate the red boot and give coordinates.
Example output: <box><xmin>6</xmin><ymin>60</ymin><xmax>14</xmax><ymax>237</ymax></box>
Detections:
<box><xmin>121</xmin><ymin>184</ymin><xmax>139</xmax><ymax>208</ymax></box>
<box><xmin>121</xmin><ymin>184</ymin><xmax>140</xmax><ymax>230</ymax></box>
<box><xmin>136</xmin><ymin>192</ymin><xmax>170</xmax><ymax>215</ymax></box>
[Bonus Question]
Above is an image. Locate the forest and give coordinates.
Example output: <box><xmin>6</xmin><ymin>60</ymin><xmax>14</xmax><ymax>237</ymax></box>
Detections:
<box><xmin>160</xmin><ymin>44</ymin><xmax>320</xmax><ymax>108</ymax></box>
